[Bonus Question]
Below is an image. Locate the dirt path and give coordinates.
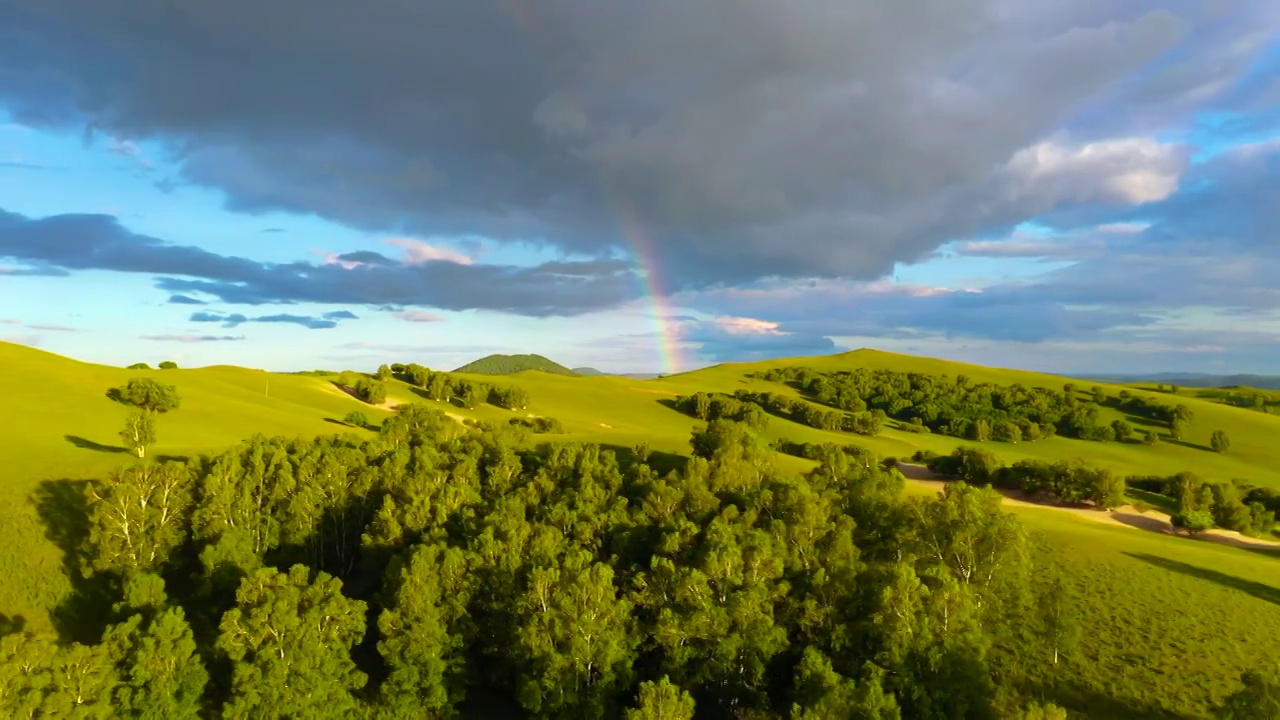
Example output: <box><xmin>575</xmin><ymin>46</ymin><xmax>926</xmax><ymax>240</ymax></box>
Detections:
<box><xmin>896</xmin><ymin>463</ymin><xmax>1280</xmax><ymax>552</ymax></box>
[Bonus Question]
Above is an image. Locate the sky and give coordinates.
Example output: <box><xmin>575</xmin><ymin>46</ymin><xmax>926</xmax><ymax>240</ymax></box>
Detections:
<box><xmin>0</xmin><ymin>1</ymin><xmax>1278</xmax><ymax>376</ymax></box>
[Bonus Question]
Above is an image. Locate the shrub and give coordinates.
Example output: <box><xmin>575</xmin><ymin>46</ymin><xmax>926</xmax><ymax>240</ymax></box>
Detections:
<box><xmin>353</xmin><ymin>378</ymin><xmax>387</xmax><ymax>405</ymax></box>
<box><xmin>158</xmin><ymin>361</ymin><xmax>178</xmax><ymax>370</ymax></box>
<box><xmin>1171</xmin><ymin>510</ymin><xmax>1214</xmax><ymax>536</ymax></box>
<box><xmin>344</xmin><ymin>411</ymin><xmax>369</xmax><ymax>428</ymax></box>
<box><xmin>127</xmin><ymin>362</ymin><xmax>151</xmax><ymax>370</ymax></box>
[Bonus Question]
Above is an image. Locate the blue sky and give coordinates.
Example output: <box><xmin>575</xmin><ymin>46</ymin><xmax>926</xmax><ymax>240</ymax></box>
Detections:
<box><xmin>1</xmin><ymin>1</ymin><xmax>1279</xmax><ymax>375</ymax></box>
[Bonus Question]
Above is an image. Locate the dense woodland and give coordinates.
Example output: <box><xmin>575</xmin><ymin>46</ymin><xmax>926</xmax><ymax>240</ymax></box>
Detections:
<box><xmin>3</xmin><ymin>402</ymin><xmax>1103</xmax><ymax>719</ymax></box>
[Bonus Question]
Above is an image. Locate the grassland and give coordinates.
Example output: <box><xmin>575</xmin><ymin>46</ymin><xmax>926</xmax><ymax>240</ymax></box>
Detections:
<box><xmin>3</xmin><ymin>341</ymin><xmax>1280</xmax><ymax>716</ymax></box>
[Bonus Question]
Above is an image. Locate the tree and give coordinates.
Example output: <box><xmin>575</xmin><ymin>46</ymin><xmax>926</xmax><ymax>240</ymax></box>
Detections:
<box><xmin>690</xmin><ymin>420</ymin><xmax>756</xmax><ymax>460</ymax></box>
<box><xmin>1171</xmin><ymin>510</ymin><xmax>1214</xmax><ymax>536</ymax></box>
<box><xmin>377</xmin><ymin>543</ymin><xmax>473</xmax><ymax>717</ymax></box>
<box><xmin>217</xmin><ymin>565</ymin><xmax>368</xmax><ymax>718</ymax></box>
<box><xmin>343</xmin><ymin>411</ymin><xmax>369</xmax><ymax>428</ymax></box>
<box><xmin>120</xmin><ymin>410</ymin><xmax>157</xmax><ymax>458</ymax></box>
<box><xmin>624</xmin><ymin>677</ymin><xmax>696</xmax><ymax>720</ymax></box>
<box><xmin>104</xmin><ymin>606</ymin><xmax>209</xmax><ymax>718</ymax></box>
<box><xmin>127</xmin><ymin>362</ymin><xmax>151</xmax><ymax>370</ymax></box>
<box><xmin>1143</xmin><ymin>431</ymin><xmax>1159</xmax><ymax>445</ymax></box>
<box><xmin>1090</xmin><ymin>469</ymin><xmax>1126</xmax><ymax>510</ymax></box>
<box><xmin>353</xmin><ymin>378</ymin><xmax>387</xmax><ymax>405</ymax></box>
<box><xmin>112</xmin><ymin>378</ymin><xmax>182</xmax><ymax>414</ymax></box>
<box><xmin>459</xmin><ymin>382</ymin><xmax>487</xmax><ymax>410</ymax></box>
<box><xmin>1036</xmin><ymin>568</ymin><xmax>1081</xmax><ymax>666</ymax></box>
<box><xmin>85</xmin><ymin>462</ymin><xmax>193</xmax><ymax>576</ymax></box>
<box><xmin>1091</xmin><ymin>386</ymin><xmax>1106</xmax><ymax>404</ymax></box>
<box><xmin>376</xmin><ymin>363</ymin><xmax>393</xmax><ymax>381</ymax></box>
<box><xmin>1212</xmin><ymin>430</ymin><xmax>1232</xmax><ymax>454</ymax></box>
<box><xmin>515</xmin><ymin>553</ymin><xmax>638</xmax><ymax>717</ymax></box>
<box><xmin>1111</xmin><ymin>419</ymin><xmax>1133</xmax><ymax>442</ymax></box>
<box><xmin>158</xmin><ymin>361</ymin><xmax>178</xmax><ymax>370</ymax></box>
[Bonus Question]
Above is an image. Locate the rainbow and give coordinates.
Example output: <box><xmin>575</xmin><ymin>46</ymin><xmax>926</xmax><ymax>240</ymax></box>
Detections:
<box><xmin>612</xmin><ymin>197</ymin><xmax>685</xmax><ymax>375</ymax></box>
<box><xmin>494</xmin><ymin>0</ymin><xmax>684</xmax><ymax>375</ymax></box>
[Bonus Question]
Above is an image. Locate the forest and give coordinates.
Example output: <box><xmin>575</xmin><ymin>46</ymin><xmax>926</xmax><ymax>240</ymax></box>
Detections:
<box><xmin>3</xmin><ymin>403</ymin><xmax>1107</xmax><ymax>718</ymax></box>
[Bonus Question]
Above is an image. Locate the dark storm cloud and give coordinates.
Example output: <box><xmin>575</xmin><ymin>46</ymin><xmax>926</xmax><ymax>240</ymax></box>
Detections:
<box><xmin>0</xmin><ymin>207</ymin><xmax>640</xmax><ymax>315</ymax></box>
<box><xmin>2</xmin><ymin>0</ymin><xmax>1273</xmax><ymax>290</ymax></box>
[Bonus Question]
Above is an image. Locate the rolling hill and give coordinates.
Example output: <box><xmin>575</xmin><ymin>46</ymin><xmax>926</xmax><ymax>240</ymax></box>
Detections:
<box><xmin>3</xmin><ymin>340</ymin><xmax>1280</xmax><ymax>716</ymax></box>
<box><xmin>452</xmin><ymin>353</ymin><xmax>578</xmax><ymax>375</ymax></box>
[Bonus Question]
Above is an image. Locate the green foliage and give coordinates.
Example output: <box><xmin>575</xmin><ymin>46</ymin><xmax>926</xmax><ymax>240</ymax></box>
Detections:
<box><xmin>626</xmin><ymin>677</ymin><xmax>697</xmax><ymax>719</ymax></box>
<box><xmin>85</xmin><ymin>462</ymin><xmax>193</xmax><ymax>577</ymax></box>
<box><xmin>510</xmin><ymin>416</ymin><xmax>565</xmax><ymax>434</ymax></box>
<box><xmin>103</xmin><ymin>606</ymin><xmax>209</xmax><ymax>718</ymax></box>
<box><xmin>490</xmin><ymin>385</ymin><xmax>531</xmax><ymax>410</ymax></box>
<box><xmin>352</xmin><ymin>377</ymin><xmax>386</xmax><ymax>405</ymax></box>
<box><xmin>453</xmin><ymin>353</ymin><xmax>578</xmax><ymax>375</ymax></box>
<box><xmin>1171</xmin><ymin>510</ymin><xmax>1215</xmax><ymax>536</ymax></box>
<box><xmin>376</xmin><ymin>363</ymin><xmax>393</xmax><ymax>381</ymax></box>
<box><xmin>158</xmin><ymin>361</ymin><xmax>178</xmax><ymax>370</ymax></box>
<box><xmin>217</xmin><ymin>565</ymin><xmax>367</xmax><ymax>717</ymax></box>
<box><xmin>1212</xmin><ymin>429</ymin><xmax>1232</xmax><ymax>454</ymax></box>
<box><xmin>119</xmin><ymin>410</ymin><xmax>157</xmax><ymax>458</ymax></box>
<box><xmin>343</xmin><ymin>410</ymin><xmax>369</xmax><ymax>428</ymax></box>
<box><xmin>127</xmin><ymin>362</ymin><xmax>151</xmax><ymax>370</ymax></box>
<box><xmin>111</xmin><ymin>378</ymin><xmax>182</xmax><ymax>413</ymax></box>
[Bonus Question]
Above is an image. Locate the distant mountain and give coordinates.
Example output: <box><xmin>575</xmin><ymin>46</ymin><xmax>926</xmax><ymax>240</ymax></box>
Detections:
<box><xmin>1082</xmin><ymin>372</ymin><xmax>1280</xmax><ymax>390</ymax></box>
<box><xmin>453</xmin><ymin>354</ymin><xmax>578</xmax><ymax>376</ymax></box>
<box><xmin>572</xmin><ymin>367</ymin><xmax>604</xmax><ymax>376</ymax></box>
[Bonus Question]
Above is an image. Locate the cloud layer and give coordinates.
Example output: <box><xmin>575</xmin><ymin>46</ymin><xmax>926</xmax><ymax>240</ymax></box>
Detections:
<box><xmin>3</xmin><ymin>1</ymin><xmax>1274</xmax><ymax>292</ymax></box>
<box><xmin>0</xmin><ymin>208</ymin><xmax>639</xmax><ymax>315</ymax></box>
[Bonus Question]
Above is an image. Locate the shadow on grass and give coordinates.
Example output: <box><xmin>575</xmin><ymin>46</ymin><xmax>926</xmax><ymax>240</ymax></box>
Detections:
<box><xmin>64</xmin><ymin>434</ymin><xmax>127</xmax><ymax>454</ymax></box>
<box><xmin>1124</xmin><ymin>552</ymin><xmax>1280</xmax><ymax>606</ymax></box>
<box><xmin>32</xmin><ymin>479</ymin><xmax>119</xmax><ymax>644</ymax></box>
<box><xmin>1033</xmin><ymin>679</ymin><xmax>1199</xmax><ymax>720</ymax></box>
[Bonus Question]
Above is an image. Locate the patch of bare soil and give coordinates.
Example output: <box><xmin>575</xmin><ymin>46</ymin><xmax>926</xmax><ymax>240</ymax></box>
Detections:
<box><xmin>895</xmin><ymin>463</ymin><xmax>1280</xmax><ymax>552</ymax></box>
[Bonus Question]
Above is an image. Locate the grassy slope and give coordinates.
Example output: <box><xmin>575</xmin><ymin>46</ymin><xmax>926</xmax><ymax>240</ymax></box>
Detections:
<box><xmin>0</xmin><ymin>342</ymin><xmax>391</xmax><ymax>633</ymax></box>
<box><xmin>4</xmin><ymin>342</ymin><xmax>1280</xmax><ymax>717</ymax></box>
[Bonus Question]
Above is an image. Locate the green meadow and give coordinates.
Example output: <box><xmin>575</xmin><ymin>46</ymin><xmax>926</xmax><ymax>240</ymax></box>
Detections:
<box><xmin>3</xmin><ymin>340</ymin><xmax>1280</xmax><ymax>717</ymax></box>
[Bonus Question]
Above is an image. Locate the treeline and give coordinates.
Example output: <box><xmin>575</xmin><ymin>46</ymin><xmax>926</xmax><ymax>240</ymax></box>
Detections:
<box><xmin>915</xmin><ymin>448</ymin><xmax>1126</xmax><ymax>510</ymax></box>
<box><xmin>919</xmin><ymin>448</ymin><xmax>1277</xmax><ymax>538</ymax></box>
<box><xmin>1127</xmin><ymin>472</ymin><xmax>1277</xmax><ymax>537</ymax></box>
<box><xmin>754</xmin><ymin>367</ymin><xmax>1201</xmax><ymax>446</ymax></box>
<box><xmin>4</xmin><ymin>408</ymin><xmax>1089</xmax><ymax>719</ymax></box>
<box><xmin>673</xmin><ymin>390</ymin><xmax>887</xmax><ymax>436</ymax></box>
<box><xmin>388</xmin><ymin>362</ymin><xmax>531</xmax><ymax>411</ymax></box>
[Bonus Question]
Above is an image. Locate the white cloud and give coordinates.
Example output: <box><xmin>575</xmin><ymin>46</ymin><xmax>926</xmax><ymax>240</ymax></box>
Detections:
<box><xmin>711</xmin><ymin>316</ymin><xmax>783</xmax><ymax>335</ymax></box>
<box><xmin>1007</xmin><ymin>136</ymin><xmax>1187</xmax><ymax>204</ymax></box>
<box><xmin>385</xmin><ymin>237</ymin><xmax>474</xmax><ymax>266</ymax></box>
